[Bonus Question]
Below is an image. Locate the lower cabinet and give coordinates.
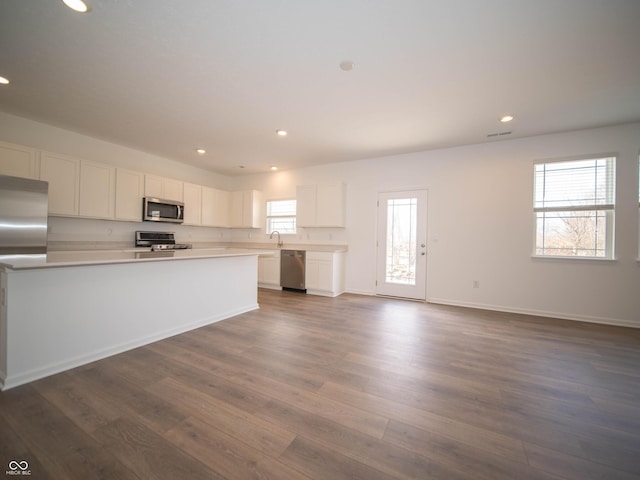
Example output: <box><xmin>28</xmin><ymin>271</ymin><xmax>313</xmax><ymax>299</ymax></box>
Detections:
<box><xmin>258</xmin><ymin>251</ymin><xmax>281</xmax><ymax>289</ymax></box>
<box><xmin>305</xmin><ymin>251</ymin><xmax>346</xmax><ymax>297</ymax></box>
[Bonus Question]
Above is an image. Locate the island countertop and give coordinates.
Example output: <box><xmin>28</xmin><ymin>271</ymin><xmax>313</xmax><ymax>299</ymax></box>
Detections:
<box><xmin>0</xmin><ymin>247</ymin><xmax>275</xmax><ymax>270</ymax></box>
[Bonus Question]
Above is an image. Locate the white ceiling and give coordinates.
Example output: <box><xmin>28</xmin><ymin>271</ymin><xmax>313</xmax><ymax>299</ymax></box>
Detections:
<box><xmin>1</xmin><ymin>1</ymin><xmax>639</xmax><ymax>175</ymax></box>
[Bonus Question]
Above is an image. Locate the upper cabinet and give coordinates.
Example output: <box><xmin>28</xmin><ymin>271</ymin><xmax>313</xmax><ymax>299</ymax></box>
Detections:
<box><xmin>230</xmin><ymin>190</ymin><xmax>263</xmax><ymax>228</ymax></box>
<box><xmin>296</xmin><ymin>182</ymin><xmax>346</xmax><ymax>228</ymax></box>
<box><xmin>40</xmin><ymin>152</ymin><xmax>80</xmax><ymax>216</ymax></box>
<box><xmin>0</xmin><ymin>141</ymin><xmax>39</xmax><ymax>179</ymax></box>
<box><xmin>202</xmin><ymin>186</ymin><xmax>230</xmax><ymax>228</ymax></box>
<box><xmin>182</xmin><ymin>182</ymin><xmax>203</xmax><ymax>226</ymax></box>
<box><xmin>144</xmin><ymin>174</ymin><xmax>183</xmax><ymax>202</ymax></box>
<box><xmin>4</xmin><ymin>140</ymin><xmax>271</xmax><ymax>229</ymax></box>
<box><xmin>115</xmin><ymin>168</ymin><xmax>144</xmax><ymax>222</ymax></box>
<box><xmin>41</xmin><ymin>153</ymin><xmax>117</xmax><ymax>219</ymax></box>
<box><xmin>79</xmin><ymin>160</ymin><xmax>115</xmax><ymax>219</ymax></box>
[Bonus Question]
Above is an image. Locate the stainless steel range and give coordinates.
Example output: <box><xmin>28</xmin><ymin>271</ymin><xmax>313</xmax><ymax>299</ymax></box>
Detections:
<box><xmin>135</xmin><ymin>231</ymin><xmax>192</xmax><ymax>251</ymax></box>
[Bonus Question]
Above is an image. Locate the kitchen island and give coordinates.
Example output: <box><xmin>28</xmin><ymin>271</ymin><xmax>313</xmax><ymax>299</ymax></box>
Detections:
<box><xmin>0</xmin><ymin>248</ymin><xmax>271</xmax><ymax>390</ymax></box>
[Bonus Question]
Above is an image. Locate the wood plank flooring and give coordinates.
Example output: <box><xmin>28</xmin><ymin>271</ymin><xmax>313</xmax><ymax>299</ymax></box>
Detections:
<box><xmin>1</xmin><ymin>289</ymin><xmax>639</xmax><ymax>479</ymax></box>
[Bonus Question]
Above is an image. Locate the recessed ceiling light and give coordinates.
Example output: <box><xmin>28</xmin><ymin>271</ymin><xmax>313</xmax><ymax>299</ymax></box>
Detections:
<box><xmin>500</xmin><ymin>114</ymin><xmax>514</xmax><ymax>123</ymax></box>
<box><xmin>340</xmin><ymin>61</ymin><xmax>355</xmax><ymax>71</ymax></box>
<box><xmin>196</xmin><ymin>148</ymin><xmax>206</xmax><ymax>155</ymax></box>
<box><xmin>276</xmin><ymin>130</ymin><xmax>287</xmax><ymax>137</ymax></box>
<box><xmin>62</xmin><ymin>0</ymin><xmax>90</xmax><ymax>13</ymax></box>
<box><xmin>0</xmin><ymin>76</ymin><xmax>9</xmax><ymax>85</ymax></box>
<box><xmin>270</xmin><ymin>166</ymin><xmax>278</xmax><ymax>171</ymax></box>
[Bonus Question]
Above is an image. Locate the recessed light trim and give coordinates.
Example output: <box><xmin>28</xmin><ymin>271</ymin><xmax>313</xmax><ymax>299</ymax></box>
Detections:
<box><xmin>0</xmin><ymin>76</ymin><xmax>9</xmax><ymax>85</ymax></box>
<box><xmin>276</xmin><ymin>130</ymin><xmax>287</xmax><ymax>137</ymax></box>
<box><xmin>196</xmin><ymin>148</ymin><xmax>206</xmax><ymax>155</ymax></box>
<box><xmin>62</xmin><ymin>0</ymin><xmax>90</xmax><ymax>13</ymax></box>
<box><xmin>500</xmin><ymin>114</ymin><xmax>514</xmax><ymax>123</ymax></box>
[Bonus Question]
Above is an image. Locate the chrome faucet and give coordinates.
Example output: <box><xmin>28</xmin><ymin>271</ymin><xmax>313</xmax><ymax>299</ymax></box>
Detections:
<box><xmin>269</xmin><ymin>230</ymin><xmax>283</xmax><ymax>248</ymax></box>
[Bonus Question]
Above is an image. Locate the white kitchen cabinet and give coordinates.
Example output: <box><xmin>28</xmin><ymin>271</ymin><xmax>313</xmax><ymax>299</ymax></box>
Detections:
<box><xmin>305</xmin><ymin>251</ymin><xmax>346</xmax><ymax>297</ymax></box>
<box><xmin>296</xmin><ymin>183</ymin><xmax>346</xmax><ymax>227</ymax></box>
<box><xmin>115</xmin><ymin>168</ymin><xmax>144</xmax><ymax>221</ymax></box>
<box><xmin>183</xmin><ymin>182</ymin><xmax>202</xmax><ymax>225</ymax></box>
<box><xmin>296</xmin><ymin>184</ymin><xmax>316</xmax><ymax>227</ymax></box>
<box><xmin>0</xmin><ymin>141</ymin><xmax>39</xmax><ymax>179</ymax></box>
<box><xmin>202</xmin><ymin>186</ymin><xmax>230</xmax><ymax>227</ymax></box>
<box><xmin>230</xmin><ymin>190</ymin><xmax>263</xmax><ymax>228</ymax></box>
<box><xmin>40</xmin><ymin>152</ymin><xmax>80</xmax><ymax>216</ymax></box>
<box><xmin>144</xmin><ymin>174</ymin><xmax>183</xmax><ymax>202</ymax></box>
<box><xmin>79</xmin><ymin>160</ymin><xmax>115</xmax><ymax>219</ymax></box>
<box><xmin>258</xmin><ymin>251</ymin><xmax>281</xmax><ymax>289</ymax></box>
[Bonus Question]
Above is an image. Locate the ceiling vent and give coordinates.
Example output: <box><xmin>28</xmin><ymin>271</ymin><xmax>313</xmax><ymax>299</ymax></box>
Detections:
<box><xmin>487</xmin><ymin>131</ymin><xmax>512</xmax><ymax>138</ymax></box>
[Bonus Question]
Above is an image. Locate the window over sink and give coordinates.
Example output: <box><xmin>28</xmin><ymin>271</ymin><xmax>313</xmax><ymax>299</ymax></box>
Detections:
<box><xmin>266</xmin><ymin>199</ymin><xmax>296</xmax><ymax>234</ymax></box>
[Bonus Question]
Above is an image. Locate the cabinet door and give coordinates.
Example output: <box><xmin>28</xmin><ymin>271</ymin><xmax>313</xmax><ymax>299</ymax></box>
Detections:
<box><xmin>115</xmin><ymin>168</ymin><xmax>144</xmax><ymax>221</ymax></box>
<box><xmin>144</xmin><ymin>175</ymin><xmax>164</xmax><ymax>198</ymax></box>
<box><xmin>201</xmin><ymin>186</ymin><xmax>215</xmax><ymax>226</ymax></box>
<box><xmin>0</xmin><ymin>141</ymin><xmax>38</xmax><ymax>179</ymax></box>
<box><xmin>316</xmin><ymin>183</ymin><xmax>346</xmax><ymax>227</ymax></box>
<box><xmin>296</xmin><ymin>185</ymin><xmax>316</xmax><ymax>227</ymax></box>
<box><xmin>40</xmin><ymin>152</ymin><xmax>79</xmax><ymax>216</ymax></box>
<box><xmin>258</xmin><ymin>255</ymin><xmax>280</xmax><ymax>286</ymax></box>
<box><xmin>183</xmin><ymin>182</ymin><xmax>202</xmax><ymax>225</ymax></box>
<box><xmin>248</xmin><ymin>190</ymin><xmax>263</xmax><ymax>228</ymax></box>
<box><xmin>317</xmin><ymin>259</ymin><xmax>334</xmax><ymax>290</ymax></box>
<box><xmin>213</xmin><ymin>188</ymin><xmax>230</xmax><ymax>227</ymax></box>
<box><xmin>264</xmin><ymin>254</ymin><xmax>281</xmax><ymax>285</ymax></box>
<box><xmin>230</xmin><ymin>190</ymin><xmax>245</xmax><ymax>227</ymax></box>
<box><xmin>201</xmin><ymin>187</ymin><xmax>229</xmax><ymax>227</ymax></box>
<box><xmin>144</xmin><ymin>175</ymin><xmax>183</xmax><ymax>202</ymax></box>
<box><xmin>305</xmin><ymin>258</ymin><xmax>320</xmax><ymax>290</ymax></box>
<box><xmin>79</xmin><ymin>160</ymin><xmax>115</xmax><ymax>219</ymax></box>
<box><xmin>163</xmin><ymin>178</ymin><xmax>183</xmax><ymax>202</ymax></box>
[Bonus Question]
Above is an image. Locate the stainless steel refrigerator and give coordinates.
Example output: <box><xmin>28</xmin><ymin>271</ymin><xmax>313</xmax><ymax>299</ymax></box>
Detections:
<box><xmin>0</xmin><ymin>175</ymin><xmax>48</xmax><ymax>255</ymax></box>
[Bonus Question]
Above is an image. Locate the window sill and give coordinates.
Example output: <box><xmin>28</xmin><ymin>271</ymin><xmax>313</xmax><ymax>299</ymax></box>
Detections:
<box><xmin>532</xmin><ymin>255</ymin><xmax>617</xmax><ymax>264</ymax></box>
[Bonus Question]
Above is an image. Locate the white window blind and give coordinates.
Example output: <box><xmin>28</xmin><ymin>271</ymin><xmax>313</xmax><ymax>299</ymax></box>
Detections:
<box><xmin>266</xmin><ymin>199</ymin><xmax>296</xmax><ymax>234</ymax></box>
<box><xmin>534</xmin><ymin>156</ymin><xmax>615</xmax><ymax>258</ymax></box>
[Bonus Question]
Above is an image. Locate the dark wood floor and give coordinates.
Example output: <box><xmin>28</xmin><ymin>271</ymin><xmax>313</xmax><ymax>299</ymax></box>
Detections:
<box><xmin>1</xmin><ymin>289</ymin><xmax>640</xmax><ymax>479</ymax></box>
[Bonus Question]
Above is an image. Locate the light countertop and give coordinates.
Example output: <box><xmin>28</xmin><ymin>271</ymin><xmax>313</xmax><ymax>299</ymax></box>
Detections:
<box><xmin>0</xmin><ymin>247</ymin><xmax>275</xmax><ymax>271</ymax></box>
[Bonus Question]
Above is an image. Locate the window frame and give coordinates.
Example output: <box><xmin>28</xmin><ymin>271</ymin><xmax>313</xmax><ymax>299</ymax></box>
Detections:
<box><xmin>533</xmin><ymin>154</ymin><xmax>616</xmax><ymax>260</ymax></box>
<box><xmin>265</xmin><ymin>198</ymin><xmax>297</xmax><ymax>235</ymax></box>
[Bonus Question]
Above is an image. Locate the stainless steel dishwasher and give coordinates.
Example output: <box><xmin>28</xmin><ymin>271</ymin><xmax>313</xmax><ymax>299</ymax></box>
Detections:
<box><xmin>280</xmin><ymin>250</ymin><xmax>306</xmax><ymax>292</ymax></box>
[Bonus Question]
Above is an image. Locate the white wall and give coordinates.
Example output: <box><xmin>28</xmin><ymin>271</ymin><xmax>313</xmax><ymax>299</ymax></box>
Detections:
<box><xmin>234</xmin><ymin>123</ymin><xmax>640</xmax><ymax>327</ymax></box>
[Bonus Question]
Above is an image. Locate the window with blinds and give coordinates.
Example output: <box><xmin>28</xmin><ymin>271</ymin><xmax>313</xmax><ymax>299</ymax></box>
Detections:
<box><xmin>534</xmin><ymin>156</ymin><xmax>615</xmax><ymax>258</ymax></box>
<box><xmin>265</xmin><ymin>199</ymin><xmax>296</xmax><ymax>234</ymax></box>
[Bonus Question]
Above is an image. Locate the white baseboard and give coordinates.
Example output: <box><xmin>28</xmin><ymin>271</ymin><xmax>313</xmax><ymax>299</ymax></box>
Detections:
<box><xmin>345</xmin><ymin>288</ymin><xmax>375</xmax><ymax>296</ymax></box>
<box><xmin>0</xmin><ymin>303</ymin><xmax>259</xmax><ymax>391</ymax></box>
<box><xmin>427</xmin><ymin>298</ymin><xmax>639</xmax><ymax>329</ymax></box>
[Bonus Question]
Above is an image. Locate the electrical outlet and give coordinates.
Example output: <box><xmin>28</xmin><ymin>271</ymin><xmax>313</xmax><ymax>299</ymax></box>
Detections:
<box><xmin>473</xmin><ymin>280</ymin><xmax>480</xmax><ymax>288</ymax></box>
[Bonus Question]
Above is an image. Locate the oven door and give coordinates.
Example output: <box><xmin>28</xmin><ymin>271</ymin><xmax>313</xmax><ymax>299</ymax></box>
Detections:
<box><xmin>143</xmin><ymin>197</ymin><xmax>184</xmax><ymax>223</ymax></box>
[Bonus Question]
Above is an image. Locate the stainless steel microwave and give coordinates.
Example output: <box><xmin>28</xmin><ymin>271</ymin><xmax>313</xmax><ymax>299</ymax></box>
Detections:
<box><xmin>142</xmin><ymin>197</ymin><xmax>184</xmax><ymax>224</ymax></box>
